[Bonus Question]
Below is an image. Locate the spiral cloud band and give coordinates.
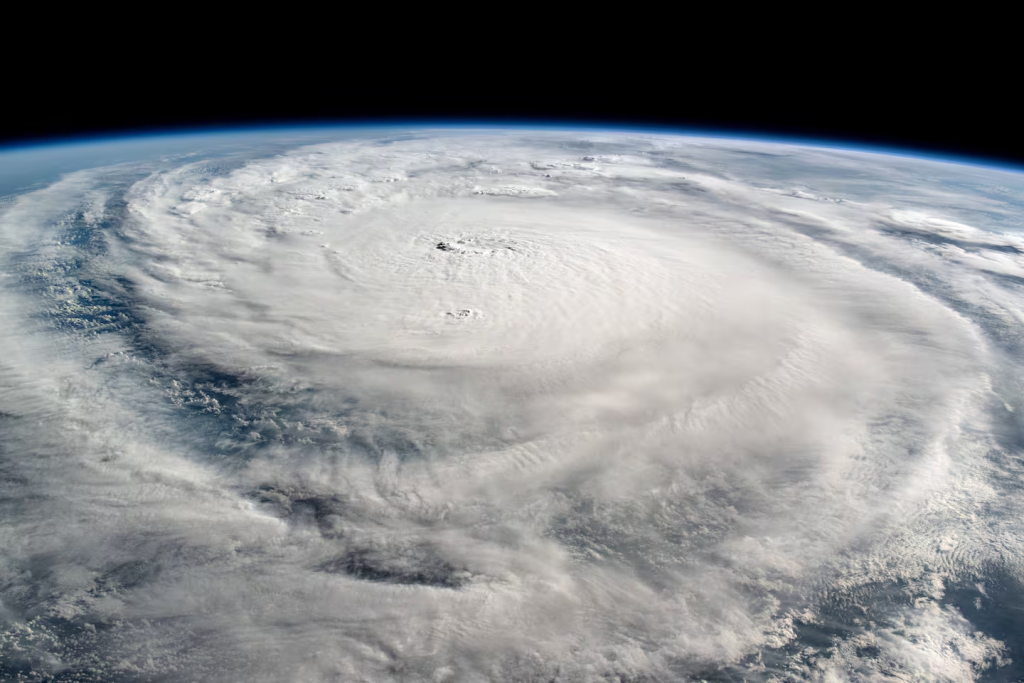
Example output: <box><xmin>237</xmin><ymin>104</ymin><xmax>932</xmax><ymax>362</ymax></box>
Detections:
<box><xmin>2</xmin><ymin>130</ymin><xmax>1024</xmax><ymax>682</ymax></box>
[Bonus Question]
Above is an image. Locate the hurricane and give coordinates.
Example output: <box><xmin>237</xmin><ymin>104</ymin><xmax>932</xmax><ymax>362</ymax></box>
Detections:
<box><xmin>2</xmin><ymin>128</ymin><xmax>1024</xmax><ymax>682</ymax></box>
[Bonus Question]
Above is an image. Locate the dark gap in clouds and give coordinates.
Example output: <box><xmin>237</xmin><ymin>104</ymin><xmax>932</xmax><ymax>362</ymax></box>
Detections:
<box><xmin>944</xmin><ymin>568</ymin><xmax>1024</xmax><ymax>683</ymax></box>
<box><xmin>247</xmin><ymin>490</ymin><xmax>474</xmax><ymax>589</ymax></box>
<box><xmin>317</xmin><ymin>547</ymin><xmax>471</xmax><ymax>589</ymax></box>
<box><xmin>249</xmin><ymin>486</ymin><xmax>356</xmax><ymax>538</ymax></box>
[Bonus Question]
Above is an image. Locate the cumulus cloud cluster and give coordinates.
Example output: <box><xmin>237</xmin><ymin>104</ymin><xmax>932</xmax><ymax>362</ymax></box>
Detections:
<box><xmin>2</xmin><ymin>131</ymin><xmax>1024</xmax><ymax>682</ymax></box>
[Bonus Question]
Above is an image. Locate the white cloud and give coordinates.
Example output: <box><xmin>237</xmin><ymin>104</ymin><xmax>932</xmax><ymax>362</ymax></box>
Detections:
<box><xmin>1</xmin><ymin>131</ymin><xmax>1023</xmax><ymax>681</ymax></box>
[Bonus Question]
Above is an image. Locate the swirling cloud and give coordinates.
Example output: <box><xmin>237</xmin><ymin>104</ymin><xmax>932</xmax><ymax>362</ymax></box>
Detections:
<box><xmin>2</xmin><ymin>131</ymin><xmax>1023</xmax><ymax>682</ymax></box>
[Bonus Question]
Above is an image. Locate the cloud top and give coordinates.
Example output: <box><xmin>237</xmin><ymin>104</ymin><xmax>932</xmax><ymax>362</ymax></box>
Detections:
<box><xmin>2</xmin><ymin>131</ymin><xmax>1024</xmax><ymax>682</ymax></box>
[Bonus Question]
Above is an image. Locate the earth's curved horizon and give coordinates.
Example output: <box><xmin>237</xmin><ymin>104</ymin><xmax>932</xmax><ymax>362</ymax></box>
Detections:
<box><xmin>2</xmin><ymin>126</ymin><xmax>1024</xmax><ymax>682</ymax></box>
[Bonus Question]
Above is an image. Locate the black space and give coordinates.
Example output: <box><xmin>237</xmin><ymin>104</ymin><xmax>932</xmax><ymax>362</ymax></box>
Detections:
<box><xmin>2</xmin><ymin>49</ymin><xmax>1018</xmax><ymax>167</ymax></box>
